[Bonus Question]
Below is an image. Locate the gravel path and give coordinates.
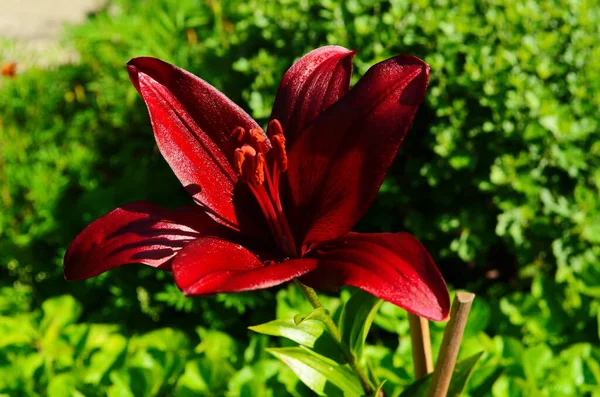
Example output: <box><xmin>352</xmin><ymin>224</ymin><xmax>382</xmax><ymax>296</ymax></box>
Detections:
<box><xmin>0</xmin><ymin>0</ymin><xmax>107</xmax><ymax>69</ymax></box>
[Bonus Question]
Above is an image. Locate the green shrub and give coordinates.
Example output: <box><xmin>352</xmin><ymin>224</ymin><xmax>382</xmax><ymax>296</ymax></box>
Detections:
<box><xmin>0</xmin><ymin>291</ymin><xmax>299</xmax><ymax>396</ymax></box>
<box><xmin>2</xmin><ymin>287</ymin><xmax>599</xmax><ymax>396</ymax></box>
<box><xmin>0</xmin><ymin>0</ymin><xmax>598</xmax><ymax>395</ymax></box>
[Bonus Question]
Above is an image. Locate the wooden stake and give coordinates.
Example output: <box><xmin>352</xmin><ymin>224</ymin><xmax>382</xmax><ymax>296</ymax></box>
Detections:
<box><xmin>408</xmin><ymin>313</ymin><xmax>433</xmax><ymax>378</ymax></box>
<box><xmin>427</xmin><ymin>292</ymin><xmax>475</xmax><ymax>397</ymax></box>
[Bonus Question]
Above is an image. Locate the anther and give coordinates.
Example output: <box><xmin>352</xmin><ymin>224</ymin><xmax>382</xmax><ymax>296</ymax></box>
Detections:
<box><xmin>255</xmin><ymin>153</ymin><xmax>265</xmax><ymax>185</ymax></box>
<box><xmin>248</xmin><ymin>128</ymin><xmax>270</xmax><ymax>153</ymax></box>
<box><xmin>267</xmin><ymin>119</ymin><xmax>283</xmax><ymax>137</ymax></box>
<box><xmin>234</xmin><ymin>144</ymin><xmax>257</xmax><ymax>181</ymax></box>
<box><xmin>271</xmin><ymin>134</ymin><xmax>288</xmax><ymax>171</ymax></box>
<box><xmin>267</xmin><ymin>119</ymin><xmax>287</xmax><ymax>171</ymax></box>
<box><xmin>231</xmin><ymin>126</ymin><xmax>246</xmax><ymax>143</ymax></box>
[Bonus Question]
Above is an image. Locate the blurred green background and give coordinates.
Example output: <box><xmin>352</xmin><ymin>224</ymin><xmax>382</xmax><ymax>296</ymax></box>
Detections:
<box><xmin>1</xmin><ymin>0</ymin><xmax>599</xmax><ymax>395</ymax></box>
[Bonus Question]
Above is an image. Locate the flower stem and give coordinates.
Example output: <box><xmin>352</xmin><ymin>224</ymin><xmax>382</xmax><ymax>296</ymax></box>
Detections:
<box><xmin>294</xmin><ymin>280</ymin><xmax>375</xmax><ymax>396</ymax></box>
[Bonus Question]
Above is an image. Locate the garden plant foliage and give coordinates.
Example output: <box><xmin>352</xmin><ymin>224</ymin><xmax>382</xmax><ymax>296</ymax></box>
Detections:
<box><xmin>0</xmin><ymin>0</ymin><xmax>599</xmax><ymax>395</ymax></box>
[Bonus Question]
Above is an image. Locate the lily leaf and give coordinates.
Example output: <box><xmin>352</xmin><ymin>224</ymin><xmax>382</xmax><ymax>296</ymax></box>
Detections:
<box><xmin>249</xmin><ymin>318</ymin><xmax>345</xmax><ymax>363</ymax></box>
<box><xmin>375</xmin><ymin>380</ymin><xmax>387</xmax><ymax>396</ymax></box>
<box><xmin>266</xmin><ymin>346</ymin><xmax>362</xmax><ymax>397</ymax></box>
<box><xmin>294</xmin><ymin>307</ymin><xmax>330</xmax><ymax>325</ymax></box>
<box><xmin>399</xmin><ymin>352</ymin><xmax>484</xmax><ymax>397</ymax></box>
<box><xmin>340</xmin><ymin>289</ymin><xmax>383</xmax><ymax>359</ymax></box>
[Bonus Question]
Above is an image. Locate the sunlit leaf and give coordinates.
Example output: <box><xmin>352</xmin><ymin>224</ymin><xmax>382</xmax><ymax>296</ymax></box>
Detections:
<box><xmin>249</xmin><ymin>318</ymin><xmax>345</xmax><ymax>363</ymax></box>
<box><xmin>267</xmin><ymin>346</ymin><xmax>362</xmax><ymax>396</ymax></box>
<box><xmin>294</xmin><ymin>307</ymin><xmax>330</xmax><ymax>325</ymax></box>
<box><xmin>340</xmin><ymin>290</ymin><xmax>383</xmax><ymax>359</ymax></box>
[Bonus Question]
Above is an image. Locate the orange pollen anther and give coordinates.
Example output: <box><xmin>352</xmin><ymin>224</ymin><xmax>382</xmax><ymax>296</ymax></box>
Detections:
<box><xmin>248</xmin><ymin>128</ymin><xmax>269</xmax><ymax>153</ymax></box>
<box><xmin>231</xmin><ymin>126</ymin><xmax>270</xmax><ymax>154</ymax></box>
<box><xmin>255</xmin><ymin>153</ymin><xmax>265</xmax><ymax>185</ymax></box>
<box><xmin>231</xmin><ymin>126</ymin><xmax>246</xmax><ymax>143</ymax></box>
<box><xmin>267</xmin><ymin>119</ymin><xmax>288</xmax><ymax>171</ymax></box>
<box><xmin>234</xmin><ymin>144</ymin><xmax>260</xmax><ymax>182</ymax></box>
<box><xmin>267</xmin><ymin>119</ymin><xmax>284</xmax><ymax>137</ymax></box>
<box><xmin>271</xmin><ymin>134</ymin><xmax>288</xmax><ymax>171</ymax></box>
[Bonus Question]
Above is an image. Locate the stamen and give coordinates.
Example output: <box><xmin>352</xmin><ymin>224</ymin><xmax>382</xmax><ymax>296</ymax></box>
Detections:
<box><xmin>271</xmin><ymin>134</ymin><xmax>288</xmax><ymax>171</ymax></box>
<box><xmin>267</xmin><ymin>119</ymin><xmax>287</xmax><ymax>171</ymax></box>
<box><xmin>267</xmin><ymin>119</ymin><xmax>283</xmax><ymax>137</ymax></box>
<box><xmin>233</xmin><ymin>144</ymin><xmax>257</xmax><ymax>182</ymax></box>
<box><xmin>233</xmin><ymin>148</ymin><xmax>245</xmax><ymax>176</ymax></box>
<box><xmin>249</xmin><ymin>128</ymin><xmax>269</xmax><ymax>153</ymax></box>
<box><xmin>255</xmin><ymin>153</ymin><xmax>265</xmax><ymax>185</ymax></box>
<box><xmin>231</xmin><ymin>126</ymin><xmax>246</xmax><ymax>143</ymax></box>
<box><xmin>231</xmin><ymin>121</ymin><xmax>296</xmax><ymax>257</ymax></box>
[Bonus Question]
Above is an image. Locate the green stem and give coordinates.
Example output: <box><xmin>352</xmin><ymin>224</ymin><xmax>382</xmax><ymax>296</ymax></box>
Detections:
<box><xmin>294</xmin><ymin>280</ymin><xmax>375</xmax><ymax>396</ymax></box>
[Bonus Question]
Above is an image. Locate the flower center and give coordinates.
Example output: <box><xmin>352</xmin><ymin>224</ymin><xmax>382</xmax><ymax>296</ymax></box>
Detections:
<box><xmin>231</xmin><ymin>120</ymin><xmax>297</xmax><ymax>257</ymax></box>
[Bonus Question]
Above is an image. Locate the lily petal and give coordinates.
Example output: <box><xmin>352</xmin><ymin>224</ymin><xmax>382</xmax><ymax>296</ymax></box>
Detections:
<box><xmin>172</xmin><ymin>237</ymin><xmax>317</xmax><ymax>295</ymax></box>
<box><xmin>271</xmin><ymin>46</ymin><xmax>355</xmax><ymax>146</ymax></box>
<box><xmin>286</xmin><ymin>55</ymin><xmax>429</xmax><ymax>248</ymax></box>
<box><xmin>302</xmin><ymin>232</ymin><xmax>449</xmax><ymax>321</ymax></box>
<box><xmin>64</xmin><ymin>201</ymin><xmax>225</xmax><ymax>280</ymax></box>
<box><xmin>128</xmin><ymin>57</ymin><xmax>267</xmax><ymax>230</ymax></box>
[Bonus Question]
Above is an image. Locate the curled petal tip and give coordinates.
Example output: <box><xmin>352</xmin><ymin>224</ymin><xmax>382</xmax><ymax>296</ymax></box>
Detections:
<box><xmin>126</xmin><ymin>56</ymin><xmax>155</xmax><ymax>68</ymax></box>
<box><xmin>271</xmin><ymin>45</ymin><xmax>356</xmax><ymax>145</ymax></box>
<box><xmin>424</xmin><ymin>296</ymin><xmax>451</xmax><ymax>322</ymax></box>
<box><xmin>126</xmin><ymin>60</ymin><xmax>141</xmax><ymax>91</ymax></box>
<box><xmin>400</xmin><ymin>54</ymin><xmax>431</xmax><ymax>75</ymax></box>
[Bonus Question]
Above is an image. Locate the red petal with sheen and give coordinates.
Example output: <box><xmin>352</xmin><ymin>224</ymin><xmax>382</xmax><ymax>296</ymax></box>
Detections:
<box><xmin>172</xmin><ymin>237</ymin><xmax>317</xmax><ymax>295</ymax></box>
<box><xmin>64</xmin><ymin>202</ymin><xmax>225</xmax><ymax>280</ymax></box>
<box><xmin>270</xmin><ymin>46</ymin><xmax>355</xmax><ymax>146</ymax></box>
<box><xmin>286</xmin><ymin>55</ymin><xmax>430</xmax><ymax>248</ymax></box>
<box><xmin>128</xmin><ymin>57</ymin><xmax>268</xmax><ymax>230</ymax></box>
<box><xmin>302</xmin><ymin>232</ymin><xmax>449</xmax><ymax>321</ymax></box>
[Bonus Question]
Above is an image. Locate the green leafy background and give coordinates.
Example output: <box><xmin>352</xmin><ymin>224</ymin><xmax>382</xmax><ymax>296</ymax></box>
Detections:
<box><xmin>1</xmin><ymin>0</ymin><xmax>599</xmax><ymax>395</ymax></box>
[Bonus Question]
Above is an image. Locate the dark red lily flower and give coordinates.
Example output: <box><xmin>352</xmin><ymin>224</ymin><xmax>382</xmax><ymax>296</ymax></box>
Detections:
<box><xmin>64</xmin><ymin>46</ymin><xmax>450</xmax><ymax>321</ymax></box>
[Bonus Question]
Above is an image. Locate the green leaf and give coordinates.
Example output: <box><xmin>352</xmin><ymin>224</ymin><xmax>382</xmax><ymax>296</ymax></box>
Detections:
<box><xmin>294</xmin><ymin>307</ymin><xmax>330</xmax><ymax>325</ymax></box>
<box><xmin>174</xmin><ymin>360</ymin><xmax>210</xmax><ymax>395</ymax></box>
<box><xmin>249</xmin><ymin>318</ymin><xmax>345</xmax><ymax>363</ymax></box>
<box><xmin>47</xmin><ymin>373</ymin><xmax>77</xmax><ymax>397</ymax></box>
<box><xmin>131</xmin><ymin>328</ymin><xmax>190</xmax><ymax>351</ymax></box>
<box><xmin>40</xmin><ymin>295</ymin><xmax>82</xmax><ymax>331</ymax></box>
<box><xmin>40</xmin><ymin>295</ymin><xmax>82</xmax><ymax>348</ymax></box>
<box><xmin>267</xmin><ymin>346</ymin><xmax>362</xmax><ymax>397</ymax></box>
<box><xmin>195</xmin><ymin>327</ymin><xmax>239</xmax><ymax>363</ymax></box>
<box><xmin>399</xmin><ymin>352</ymin><xmax>484</xmax><ymax>397</ymax></box>
<box><xmin>0</xmin><ymin>315</ymin><xmax>37</xmax><ymax>347</ymax></box>
<box><xmin>83</xmin><ymin>334</ymin><xmax>128</xmax><ymax>384</ymax></box>
<box><xmin>340</xmin><ymin>290</ymin><xmax>383</xmax><ymax>359</ymax></box>
<box><xmin>127</xmin><ymin>367</ymin><xmax>156</xmax><ymax>397</ymax></box>
<box><xmin>107</xmin><ymin>371</ymin><xmax>135</xmax><ymax>397</ymax></box>
<box><xmin>226</xmin><ymin>360</ymin><xmax>282</xmax><ymax>397</ymax></box>
<box><xmin>375</xmin><ymin>380</ymin><xmax>387</xmax><ymax>396</ymax></box>
<box><xmin>523</xmin><ymin>344</ymin><xmax>553</xmax><ymax>383</ymax></box>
